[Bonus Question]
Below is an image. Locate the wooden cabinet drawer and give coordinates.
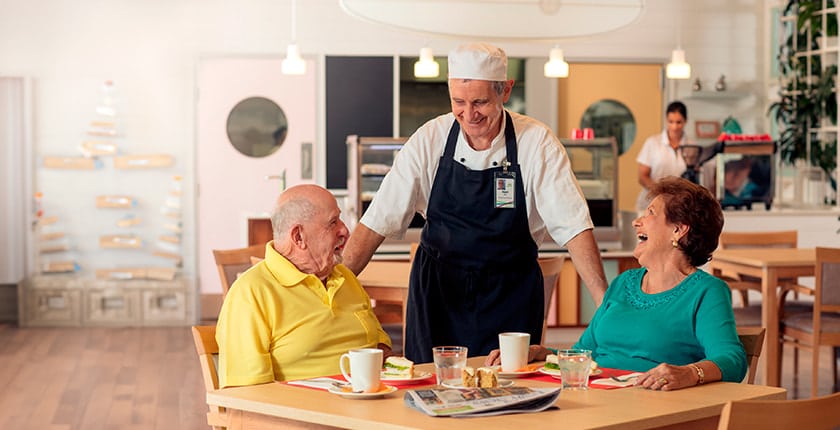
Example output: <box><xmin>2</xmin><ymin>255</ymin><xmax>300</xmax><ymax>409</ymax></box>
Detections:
<box><xmin>142</xmin><ymin>290</ymin><xmax>186</xmax><ymax>323</ymax></box>
<box><xmin>83</xmin><ymin>290</ymin><xmax>140</xmax><ymax>325</ymax></box>
<box><xmin>25</xmin><ymin>289</ymin><xmax>81</xmax><ymax>326</ymax></box>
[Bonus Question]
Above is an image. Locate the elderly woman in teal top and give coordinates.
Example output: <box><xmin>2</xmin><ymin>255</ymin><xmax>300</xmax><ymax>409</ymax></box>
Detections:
<box><xmin>487</xmin><ymin>177</ymin><xmax>747</xmax><ymax>390</ymax></box>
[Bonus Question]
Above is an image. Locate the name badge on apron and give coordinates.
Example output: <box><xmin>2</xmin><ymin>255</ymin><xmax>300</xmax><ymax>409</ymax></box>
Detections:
<box><xmin>494</xmin><ymin>170</ymin><xmax>516</xmax><ymax>208</ymax></box>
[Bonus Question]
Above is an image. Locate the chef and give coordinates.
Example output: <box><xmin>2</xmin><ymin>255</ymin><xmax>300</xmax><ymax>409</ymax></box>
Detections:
<box><xmin>343</xmin><ymin>42</ymin><xmax>607</xmax><ymax>363</ymax></box>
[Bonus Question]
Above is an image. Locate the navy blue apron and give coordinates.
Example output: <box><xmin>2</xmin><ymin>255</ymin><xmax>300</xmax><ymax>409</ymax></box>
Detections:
<box><xmin>404</xmin><ymin>111</ymin><xmax>544</xmax><ymax>363</ymax></box>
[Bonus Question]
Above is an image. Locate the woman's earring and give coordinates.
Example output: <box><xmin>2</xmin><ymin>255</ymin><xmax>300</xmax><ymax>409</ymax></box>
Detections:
<box><xmin>671</xmin><ymin>239</ymin><xmax>679</xmax><ymax>248</ymax></box>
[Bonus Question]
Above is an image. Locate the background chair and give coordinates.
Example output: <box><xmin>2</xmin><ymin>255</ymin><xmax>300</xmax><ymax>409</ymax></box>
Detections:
<box><xmin>716</xmin><ymin>391</ymin><xmax>840</xmax><ymax>430</ymax></box>
<box><xmin>737</xmin><ymin>326</ymin><xmax>765</xmax><ymax>384</ymax></box>
<box><xmin>780</xmin><ymin>247</ymin><xmax>840</xmax><ymax>398</ymax></box>
<box><xmin>191</xmin><ymin>325</ymin><xmax>226</xmax><ymax>430</ymax></box>
<box><xmin>538</xmin><ymin>255</ymin><xmax>565</xmax><ymax>344</ymax></box>
<box><xmin>718</xmin><ymin>230</ymin><xmax>798</xmax><ymax>308</ymax></box>
<box><xmin>212</xmin><ymin>243</ymin><xmax>265</xmax><ymax>296</ymax></box>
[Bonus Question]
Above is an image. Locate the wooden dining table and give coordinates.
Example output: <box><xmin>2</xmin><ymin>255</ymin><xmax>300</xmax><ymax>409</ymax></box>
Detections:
<box><xmin>207</xmin><ymin>356</ymin><xmax>786</xmax><ymax>430</ymax></box>
<box><xmin>708</xmin><ymin>247</ymin><xmax>816</xmax><ymax>387</ymax></box>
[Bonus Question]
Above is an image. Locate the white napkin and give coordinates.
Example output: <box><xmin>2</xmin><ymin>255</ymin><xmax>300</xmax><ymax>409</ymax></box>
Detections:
<box><xmin>589</xmin><ymin>372</ymin><xmax>643</xmax><ymax>388</ymax></box>
<box><xmin>287</xmin><ymin>377</ymin><xmax>343</xmax><ymax>391</ymax></box>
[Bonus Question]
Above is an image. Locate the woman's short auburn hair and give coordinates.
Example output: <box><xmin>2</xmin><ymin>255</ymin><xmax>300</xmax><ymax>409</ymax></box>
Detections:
<box><xmin>648</xmin><ymin>176</ymin><xmax>723</xmax><ymax>266</ymax></box>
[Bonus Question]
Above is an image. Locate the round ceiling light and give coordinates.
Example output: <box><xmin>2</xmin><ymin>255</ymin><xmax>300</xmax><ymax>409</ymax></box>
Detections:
<box><xmin>339</xmin><ymin>0</ymin><xmax>644</xmax><ymax>40</ymax></box>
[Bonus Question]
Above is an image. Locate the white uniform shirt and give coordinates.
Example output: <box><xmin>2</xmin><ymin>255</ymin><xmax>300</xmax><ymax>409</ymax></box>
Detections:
<box><xmin>635</xmin><ymin>130</ymin><xmax>687</xmax><ymax>213</ymax></box>
<box><xmin>360</xmin><ymin>111</ymin><xmax>593</xmax><ymax>248</ymax></box>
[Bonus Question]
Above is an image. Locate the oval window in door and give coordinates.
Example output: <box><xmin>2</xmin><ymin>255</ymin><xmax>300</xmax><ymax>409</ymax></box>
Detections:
<box><xmin>580</xmin><ymin>99</ymin><xmax>636</xmax><ymax>155</ymax></box>
<box><xmin>226</xmin><ymin>96</ymin><xmax>287</xmax><ymax>158</ymax></box>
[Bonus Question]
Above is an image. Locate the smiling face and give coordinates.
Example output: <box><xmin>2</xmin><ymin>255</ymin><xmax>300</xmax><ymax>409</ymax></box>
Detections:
<box><xmin>448</xmin><ymin>79</ymin><xmax>513</xmax><ymax>149</ymax></box>
<box><xmin>300</xmin><ymin>192</ymin><xmax>349</xmax><ymax>279</ymax></box>
<box><xmin>632</xmin><ymin>195</ymin><xmax>682</xmax><ymax>268</ymax></box>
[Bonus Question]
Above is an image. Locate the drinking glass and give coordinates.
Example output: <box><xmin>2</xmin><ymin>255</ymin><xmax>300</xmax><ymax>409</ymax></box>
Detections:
<box><xmin>432</xmin><ymin>346</ymin><xmax>468</xmax><ymax>385</ymax></box>
<box><xmin>556</xmin><ymin>349</ymin><xmax>592</xmax><ymax>390</ymax></box>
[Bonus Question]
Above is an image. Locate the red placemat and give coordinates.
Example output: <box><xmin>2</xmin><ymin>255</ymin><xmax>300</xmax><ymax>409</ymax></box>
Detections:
<box><xmin>527</xmin><ymin>367</ymin><xmax>639</xmax><ymax>390</ymax></box>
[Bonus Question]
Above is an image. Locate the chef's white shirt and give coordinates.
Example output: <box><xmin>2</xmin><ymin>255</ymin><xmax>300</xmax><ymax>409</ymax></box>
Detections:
<box><xmin>359</xmin><ymin>111</ymin><xmax>593</xmax><ymax>248</ymax></box>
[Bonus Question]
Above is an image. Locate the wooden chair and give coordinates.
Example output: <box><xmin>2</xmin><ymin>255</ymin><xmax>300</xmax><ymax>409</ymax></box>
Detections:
<box><xmin>538</xmin><ymin>255</ymin><xmax>565</xmax><ymax>344</ymax></box>
<box><xmin>780</xmin><ymin>247</ymin><xmax>840</xmax><ymax>398</ymax></box>
<box><xmin>718</xmin><ymin>230</ymin><xmax>798</xmax><ymax>308</ymax></box>
<box><xmin>716</xmin><ymin>391</ymin><xmax>840</xmax><ymax>430</ymax></box>
<box><xmin>736</xmin><ymin>326</ymin><xmax>765</xmax><ymax>384</ymax></box>
<box><xmin>191</xmin><ymin>325</ymin><xmax>227</xmax><ymax>430</ymax></box>
<box><xmin>212</xmin><ymin>243</ymin><xmax>265</xmax><ymax>296</ymax></box>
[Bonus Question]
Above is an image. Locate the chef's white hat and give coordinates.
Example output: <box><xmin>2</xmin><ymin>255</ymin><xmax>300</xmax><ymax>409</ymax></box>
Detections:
<box><xmin>448</xmin><ymin>43</ymin><xmax>508</xmax><ymax>81</ymax></box>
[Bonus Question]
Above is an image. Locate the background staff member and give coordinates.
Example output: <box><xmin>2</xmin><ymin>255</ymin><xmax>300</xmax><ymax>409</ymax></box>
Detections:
<box><xmin>343</xmin><ymin>42</ymin><xmax>607</xmax><ymax>363</ymax></box>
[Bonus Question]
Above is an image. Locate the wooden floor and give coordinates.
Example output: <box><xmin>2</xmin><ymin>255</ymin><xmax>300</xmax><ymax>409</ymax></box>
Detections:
<box><xmin>0</xmin><ymin>325</ymin><xmax>206</xmax><ymax>430</ymax></box>
<box><xmin>0</xmin><ymin>324</ymin><xmax>836</xmax><ymax>430</ymax></box>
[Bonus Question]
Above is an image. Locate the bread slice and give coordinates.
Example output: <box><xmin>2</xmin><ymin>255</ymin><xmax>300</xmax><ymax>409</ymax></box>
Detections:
<box><xmin>461</xmin><ymin>366</ymin><xmax>477</xmax><ymax>387</ymax></box>
<box><xmin>383</xmin><ymin>356</ymin><xmax>414</xmax><ymax>378</ymax></box>
<box><xmin>476</xmin><ymin>367</ymin><xmax>498</xmax><ymax>388</ymax></box>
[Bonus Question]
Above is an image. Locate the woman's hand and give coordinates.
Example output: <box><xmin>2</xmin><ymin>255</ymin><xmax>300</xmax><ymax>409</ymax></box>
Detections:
<box><xmin>483</xmin><ymin>345</ymin><xmax>552</xmax><ymax>366</ymax></box>
<box><xmin>635</xmin><ymin>363</ymin><xmax>698</xmax><ymax>391</ymax></box>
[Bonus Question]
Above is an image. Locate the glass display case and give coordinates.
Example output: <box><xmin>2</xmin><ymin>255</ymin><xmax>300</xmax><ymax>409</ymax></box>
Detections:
<box><xmin>346</xmin><ymin>135</ymin><xmax>424</xmax><ymax>248</ymax></box>
<box><xmin>559</xmin><ymin>137</ymin><xmax>620</xmax><ymax>248</ymax></box>
<box><xmin>715</xmin><ymin>140</ymin><xmax>776</xmax><ymax>210</ymax></box>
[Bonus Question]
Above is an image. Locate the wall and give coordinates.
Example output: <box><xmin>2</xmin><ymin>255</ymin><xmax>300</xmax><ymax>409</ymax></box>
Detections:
<box><xmin>0</xmin><ymin>0</ymin><xmax>768</xmax><ymax>294</ymax></box>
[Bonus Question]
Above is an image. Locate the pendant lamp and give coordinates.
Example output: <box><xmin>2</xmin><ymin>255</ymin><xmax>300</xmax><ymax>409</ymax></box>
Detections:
<box><xmin>282</xmin><ymin>0</ymin><xmax>306</xmax><ymax>75</ymax></box>
<box><xmin>414</xmin><ymin>47</ymin><xmax>439</xmax><ymax>78</ymax></box>
<box><xmin>666</xmin><ymin>48</ymin><xmax>691</xmax><ymax>80</ymax></box>
<box><xmin>544</xmin><ymin>47</ymin><xmax>569</xmax><ymax>78</ymax></box>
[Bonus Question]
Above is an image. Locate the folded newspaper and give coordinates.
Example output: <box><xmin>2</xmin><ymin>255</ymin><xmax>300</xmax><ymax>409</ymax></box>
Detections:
<box><xmin>404</xmin><ymin>386</ymin><xmax>561</xmax><ymax>417</ymax></box>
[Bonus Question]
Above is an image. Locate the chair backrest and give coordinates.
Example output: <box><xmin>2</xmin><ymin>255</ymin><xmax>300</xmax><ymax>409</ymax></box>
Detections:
<box><xmin>717</xmin><ymin>391</ymin><xmax>840</xmax><ymax>430</ymax></box>
<box><xmin>191</xmin><ymin>325</ymin><xmax>226</xmax><ymax>429</ymax></box>
<box><xmin>212</xmin><ymin>243</ymin><xmax>266</xmax><ymax>296</ymax></box>
<box><xmin>736</xmin><ymin>326</ymin><xmax>765</xmax><ymax>384</ymax></box>
<box><xmin>538</xmin><ymin>255</ymin><xmax>565</xmax><ymax>344</ymax></box>
<box><xmin>815</xmin><ymin>247</ymin><xmax>840</xmax><ymax>309</ymax></box>
<box><xmin>719</xmin><ymin>230</ymin><xmax>797</xmax><ymax>250</ymax></box>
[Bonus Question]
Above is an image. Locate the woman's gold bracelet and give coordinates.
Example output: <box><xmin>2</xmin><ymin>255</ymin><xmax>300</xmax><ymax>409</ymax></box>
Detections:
<box><xmin>689</xmin><ymin>363</ymin><xmax>705</xmax><ymax>385</ymax></box>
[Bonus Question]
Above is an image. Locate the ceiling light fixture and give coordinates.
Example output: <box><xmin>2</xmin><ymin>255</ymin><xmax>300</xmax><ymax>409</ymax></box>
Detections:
<box><xmin>414</xmin><ymin>47</ymin><xmax>439</xmax><ymax>78</ymax></box>
<box><xmin>544</xmin><ymin>47</ymin><xmax>569</xmax><ymax>78</ymax></box>
<box><xmin>666</xmin><ymin>48</ymin><xmax>691</xmax><ymax>80</ymax></box>
<box><xmin>665</xmin><ymin>0</ymin><xmax>690</xmax><ymax>80</ymax></box>
<box><xmin>281</xmin><ymin>0</ymin><xmax>306</xmax><ymax>75</ymax></box>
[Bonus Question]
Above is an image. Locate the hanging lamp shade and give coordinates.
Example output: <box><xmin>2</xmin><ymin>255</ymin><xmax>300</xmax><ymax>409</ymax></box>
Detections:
<box><xmin>666</xmin><ymin>48</ymin><xmax>691</xmax><ymax>80</ymax></box>
<box><xmin>414</xmin><ymin>47</ymin><xmax>439</xmax><ymax>78</ymax></box>
<box><xmin>544</xmin><ymin>47</ymin><xmax>569</xmax><ymax>78</ymax></box>
<box><xmin>282</xmin><ymin>44</ymin><xmax>306</xmax><ymax>75</ymax></box>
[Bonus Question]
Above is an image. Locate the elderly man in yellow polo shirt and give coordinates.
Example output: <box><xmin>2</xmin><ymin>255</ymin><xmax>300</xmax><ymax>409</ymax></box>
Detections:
<box><xmin>216</xmin><ymin>184</ymin><xmax>392</xmax><ymax>387</ymax></box>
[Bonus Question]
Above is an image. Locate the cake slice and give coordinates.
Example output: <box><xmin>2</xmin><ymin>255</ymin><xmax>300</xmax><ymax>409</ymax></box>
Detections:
<box><xmin>383</xmin><ymin>356</ymin><xmax>414</xmax><ymax>379</ymax></box>
<box><xmin>476</xmin><ymin>367</ymin><xmax>499</xmax><ymax>388</ymax></box>
<box><xmin>461</xmin><ymin>366</ymin><xmax>477</xmax><ymax>387</ymax></box>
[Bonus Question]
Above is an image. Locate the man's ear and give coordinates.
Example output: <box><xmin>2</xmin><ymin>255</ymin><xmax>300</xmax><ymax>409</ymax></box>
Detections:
<box><xmin>290</xmin><ymin>224</ymin><xmax>306</xmax><ymax>249</ymax></box>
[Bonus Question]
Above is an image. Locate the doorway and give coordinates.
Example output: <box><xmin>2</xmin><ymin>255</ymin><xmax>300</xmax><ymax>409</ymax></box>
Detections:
<box><xmin>196</xmin><ymin>57</ymin><xmax>316</xmax><ymax>297</ymax></box>
<box><xmin>557</xmin><ymin>63</ymin><xmax>663</xmax><ymax>212</ymax></box>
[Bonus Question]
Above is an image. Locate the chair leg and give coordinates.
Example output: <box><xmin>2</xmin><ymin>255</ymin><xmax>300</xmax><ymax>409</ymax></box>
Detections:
<box><xmin>812</xmin><ymin>344</ymin><xmax>820</xmax><ymax>398</ymax></box>
<box><xmin>793</xmin><ymin>344</ymin><xmax>800</xmax><ymax>395</ymax></box>
<box><xmin>738</xmin><ymin>290</ymin><xmax>750</xmax><ymax>307</ymax></box>
<box><xmin>834</xmin><ymin>346</ymin><xmax>839</xmax><ymax>392</ymax></box>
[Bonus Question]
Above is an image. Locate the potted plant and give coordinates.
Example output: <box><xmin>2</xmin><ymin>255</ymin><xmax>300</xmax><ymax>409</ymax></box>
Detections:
<box><xmin>770</xmin><ymin>0</ymin><xmax>837</xmax><ymax>204</ymax></box>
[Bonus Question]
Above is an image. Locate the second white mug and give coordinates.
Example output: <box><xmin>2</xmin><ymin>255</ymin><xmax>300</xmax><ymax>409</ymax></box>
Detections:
<box><xmin>339</xmin><ymin>348</ymin><xmax>382</xmax><ymax>393</ymax></box>
<box><xmin>498</xmin><ymin>332</ymin><xmax>530</xmax><ymax>372</ymax></box>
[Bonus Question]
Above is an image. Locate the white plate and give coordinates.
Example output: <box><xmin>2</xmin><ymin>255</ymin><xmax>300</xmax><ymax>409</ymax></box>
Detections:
<box><xmin>496</xmin><ymin>367</ymin><xmax>540</xmax><ymax>378</ymax></box>
<box><xmin>381</xmin><ymin>370</ymin><xmax>434</xmax><ymax>384</ymax></box>
<box><xmin>327</xmin><ymin>384</ymin><xmax>397</xmax><ymax>399</ymax></box>
<box><xmin>538</xmin><ymin>367</ymin><xmax>602</xmax><ymax>379</ymax></box>
<box><xmin>441</xmin><ymin>378</ymin><xmax>514</xmax><ymax>389</ymax></box>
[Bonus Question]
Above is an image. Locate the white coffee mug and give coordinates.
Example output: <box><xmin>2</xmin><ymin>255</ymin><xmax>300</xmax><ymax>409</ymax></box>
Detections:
<box><xmin>339</xmin><ymin>348</ymin><xmax>382</xmax><ymax>393</ymax></box>
<box><xmin>498</xmin><ymin>332</ymin><xmax>530</xmax><ymax>372</ymax></box>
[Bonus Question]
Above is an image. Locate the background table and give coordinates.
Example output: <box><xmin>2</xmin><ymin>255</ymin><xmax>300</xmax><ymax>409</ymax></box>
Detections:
<box><xmin>709</xmin><ymin>247</ymin><xmax>815</xmax><ymax>387</ymax></box>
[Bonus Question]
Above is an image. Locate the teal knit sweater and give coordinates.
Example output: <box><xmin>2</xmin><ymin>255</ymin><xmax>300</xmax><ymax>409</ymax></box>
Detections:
<box><xmin>573</xmin><ymin>268</ymin><xmax>748</xmax><ymax>382</ymax></box>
